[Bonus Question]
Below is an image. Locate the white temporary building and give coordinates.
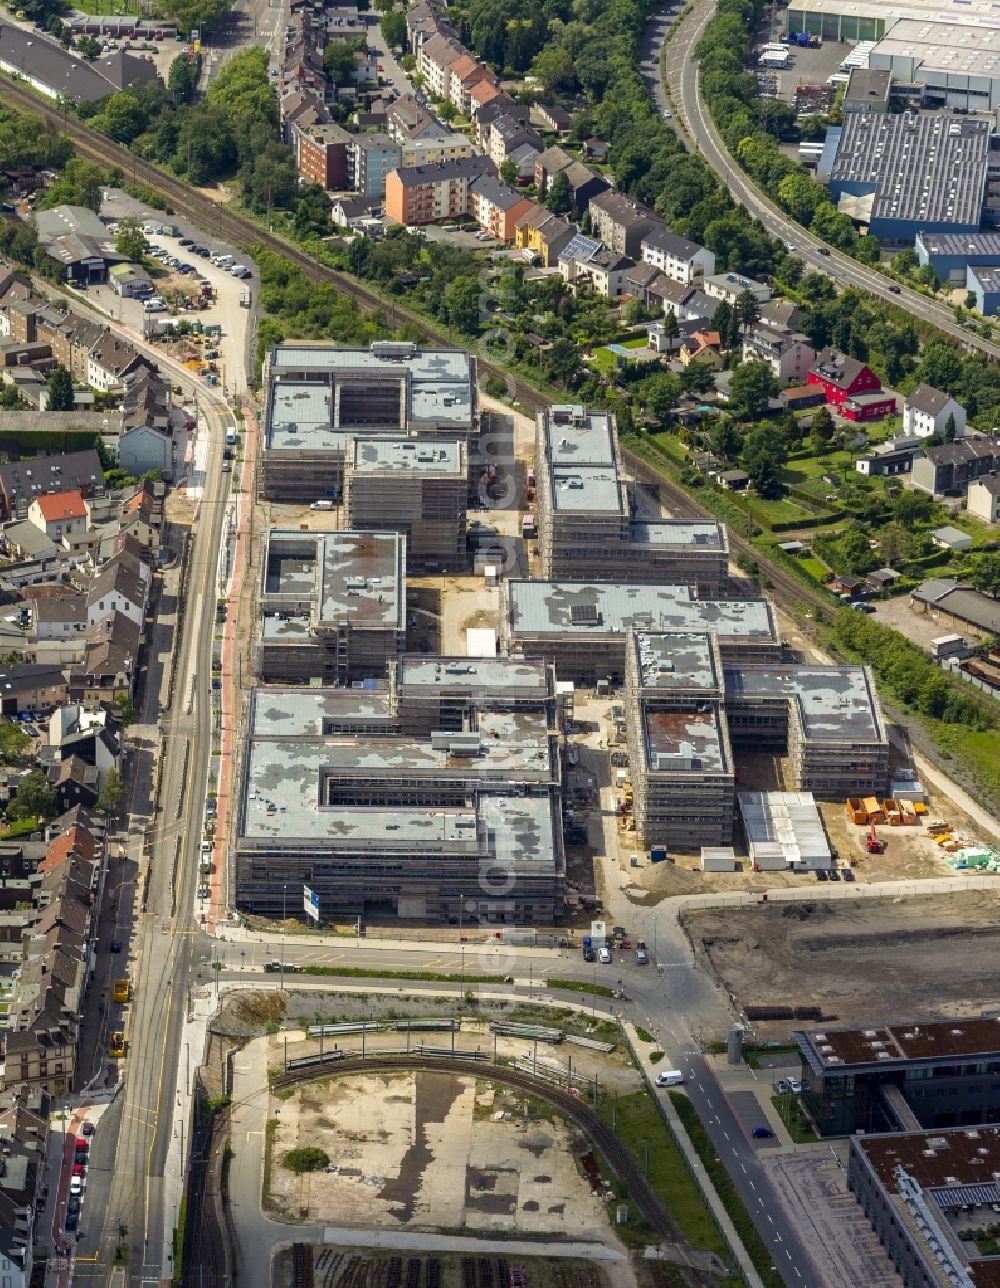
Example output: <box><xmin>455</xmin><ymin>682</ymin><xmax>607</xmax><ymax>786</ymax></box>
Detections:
<box><xmin>738</xmin><ymin>791</ymin><xmax>832</xmax><ymax>871</ymax></box>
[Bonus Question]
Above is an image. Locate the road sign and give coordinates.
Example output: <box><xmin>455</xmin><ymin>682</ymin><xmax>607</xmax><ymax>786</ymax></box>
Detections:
<box><xmin>303</xmin><ymin>885</ymin><xmax>320</xmax><ymax>922</ymax></box>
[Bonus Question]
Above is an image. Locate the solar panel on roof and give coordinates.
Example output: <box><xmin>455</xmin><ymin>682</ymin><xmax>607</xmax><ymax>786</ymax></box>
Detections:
<box><xmin>570</xmin><ymin>603</ymin><xmax>600</xmax><ymax>625</ymax></box>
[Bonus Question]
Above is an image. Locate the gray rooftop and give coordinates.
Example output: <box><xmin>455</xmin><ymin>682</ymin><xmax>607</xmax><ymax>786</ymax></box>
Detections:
<box><xmin>830</xmin><ymin>113</ymin><xmax>989</xmax><ymax>228</ymax></box>
<box><xmin>249</xmin><ymin>685</ymin><xmax>392</xmax><ymax>737</ymax></box>
<box><xmin>918</xmin><ymin>232</ymin><xmax>1000</xmax><ymax>257</ymax></box>
<box><xmin>399</xmin><ymin>655</ymin><xmax>551</xmax><ymax>694</ymax></box>
<box><xmin>551</xmin><ymin>466</ymin><xmax>622</xmax><ymax>514</ymax></box>
<box><xmin>350</xmin><ymin>436</ymin><xmax>464</xmax><ymax>475</ymax></box>
<box><xmin>633</xmin><ymin>630</ymin><xmax>721</xmax><ymax>692</ymax></box>
<box><xmin>261</xmin><ymin>529</ymin><xmax>404</xmax><ymax>634</ymax></box>
<box><xmin>629</xmin><ymin>520</ymin><xmax>727</xmax><ymax>550</ymax></box>
<box><xmin>265</xmin><ymin>341</ymin><xmax>475</xmax><ymax>453</ymax></box>
<box><xmin>539</xmin><ymin>406</ymin><xmax>622</xmax><ymax>514</ymax></box>
<box><xmin>724</xmin><ymin>665</ymin><xmax>884</xmax><ymax>742</ymax></box>
<box><xmin>969</xmin><ymin>265</ymin><xmax>1000</xmax><ymax>292</ymax></box>
<box><xmin>506</xmin><ymin>581</ymin><xmax>777</xmax><ymax>643</ymax></box>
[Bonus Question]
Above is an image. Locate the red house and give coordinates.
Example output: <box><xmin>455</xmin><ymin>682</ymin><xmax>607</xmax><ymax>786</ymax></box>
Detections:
<box><xmin>806</xmin><ymin>348</ymin><xmax>895</xmax><ymax>423</ymax></box>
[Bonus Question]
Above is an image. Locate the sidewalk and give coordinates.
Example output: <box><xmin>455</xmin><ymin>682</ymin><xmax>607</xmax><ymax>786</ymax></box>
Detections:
<box><xmin>625</xmin><ymin>1023</ymin><xmax>764</xmax><ymax>1288</ymax></box>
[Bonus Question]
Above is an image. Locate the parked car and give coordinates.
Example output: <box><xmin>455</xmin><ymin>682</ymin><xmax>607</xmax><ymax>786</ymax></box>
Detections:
<box><xmin>787</xmin><ymin>1076</ymin><xmax>802</xmax><ymax>1094</ymax></box>
<box><xmin>751</xmin><ymin>1126</ymin><xmax>775</xmax><ymax>1139</ymax></box>
<box><xmin>69</xmin><ymin>1176</ymin><xmax>83</xmax><ymax>1195</ymax></box>
<box><xmin>598</xmin><ymin>946</ymin><xmax>612</xmax><ymax>964</ymax></box>
<box><xmin>815</xmin><ymin>868</ymin><xmax>828</xmax><ymax>882</ymax></box>
<box><xmin>655</xmin><ymin>1070</ymin><xmax>684</xmax><ymax>1087</ymax></box>
<box><xmin>81</xmin><ymin>1121</ymin><xmax>95</xmax><ymax>1136</ymax></box>
<box><xmin>64</xmin><ymin>1211</ymin><xmax>78</xmax><ymax>1230</ymax></box>
<box><xmin>110</xmin><ymin>939</ymin><xmax>122</xmax><ymax>953</ymax></box>
<box><xmin>843</xmin><ymin>868</ymin><xmax>856</xmax><ymax>882</ymax></box>
<box><xmin>773</xmin><ymin>1079</ymin><xmax>790</xmax><ymax>1095</ymax></box>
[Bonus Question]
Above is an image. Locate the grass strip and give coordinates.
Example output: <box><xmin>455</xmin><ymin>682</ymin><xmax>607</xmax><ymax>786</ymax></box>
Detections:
<box><xmin>670</xmin><ymin>1093</ymin><xmax>785</xmax><ymax>1288</ymax></box>
<box><xmin>300</xmin><ymin>965</ymin><xmax>506</xmax><ymax>984</ymax></box>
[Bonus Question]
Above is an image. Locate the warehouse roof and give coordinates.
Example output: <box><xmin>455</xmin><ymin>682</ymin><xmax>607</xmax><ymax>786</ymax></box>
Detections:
<box><xmin>872</xmin><ymin>17</ymin><xmax>1000</xmax><ymax>81</ymax></box>
<box><xmin>968</xmin><ymin>264</ymin><xmax>1000</xmax><ymax>293</ymax></box>
<box><xmin>798</xmin><ymin>1015</ymin><xmax>1000</xmax><ymax>1072</ymax></box>
<box><xmin>829</xmin><ymin>112</ymin><xmax>989</xmax><ymax>228</ymax></box>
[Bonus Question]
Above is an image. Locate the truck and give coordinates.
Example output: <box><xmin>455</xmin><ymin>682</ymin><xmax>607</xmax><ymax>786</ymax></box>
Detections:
<box><xmin>225</xmin><ymin>428</ymin><xmax>237</xmax><ymax>445</ymax></box>
<box><xmin>240</xmin><ymin>286</ymin><xmax>252</xmax><ymax>308</ymax></box>
<box><xmin>521</xmin><ymin>514</ymin><xmax>537</xmax><ymax>539</ymax></box>
<box><xmin>112</xmin><ymin>977</ymin><xmax>131</xmax><ymax>1003</ymax></box>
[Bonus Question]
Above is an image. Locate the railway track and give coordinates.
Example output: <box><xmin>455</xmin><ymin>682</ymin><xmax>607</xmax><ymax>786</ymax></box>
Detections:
<box><xmin>184</xmin><ymin>1054</ymin><xmax>720</xmax><ymax>1287</ymax></box>
<box><xmin>0</xmin><ymin>73</ymin><xmax>549</xmax><ymax>412</ymax></box>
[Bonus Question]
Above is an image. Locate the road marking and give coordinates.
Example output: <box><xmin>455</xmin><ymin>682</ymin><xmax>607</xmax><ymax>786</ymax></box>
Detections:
<box><xmin>740</xmin><ymin>1163</ymin><xmax>747</xmax><ymax>1173</ymax></box>
<box><xmin>722</xmin><ymin>1131</ymin><xmax>729</xmax><ymax>1140</ymax></box>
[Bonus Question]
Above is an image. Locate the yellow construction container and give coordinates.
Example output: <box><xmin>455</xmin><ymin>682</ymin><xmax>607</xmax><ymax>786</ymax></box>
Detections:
<box><xmin>900</xmin><ymin>802</ymin><xmax>917</xmax><ymax>825</ymax></box>
<box><xmin>913</xmin><ymin>801</ymin><xmax>928</xmax><ymax>816</ymax></box>
<box><xmin>884</xmin><ymin>799</ymin><xmax>902</xmax><ymax>825</ymax></box>
<box><xmin>863</xmin><ymin>797</ymin><xmax>884</xmax><ymax>824</ymax></box>
<box><xmin>934</xmin><ymin>832</ymin><xmax>954</xmax><ymax>846</ymax></box>
<box><xmin>846</xmin><ymin>797</ymin><xmax>867</xmax><ymax>825</ymax></box>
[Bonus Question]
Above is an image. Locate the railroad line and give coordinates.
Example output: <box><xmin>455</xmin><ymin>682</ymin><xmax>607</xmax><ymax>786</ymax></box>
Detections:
<box><xmin>184</xmin><ymin>1054</ymin><xmax>719</xmax><ymax>1287</ymax></box>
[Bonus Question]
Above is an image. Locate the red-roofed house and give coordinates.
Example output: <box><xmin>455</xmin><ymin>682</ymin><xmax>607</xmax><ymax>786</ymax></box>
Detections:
<box><xmin>27</xmin><ymin>488</ymin><xmax>87</xmax><ymax>543</ymax></box>
<box><xmin>37</xmin><ymin>824</ymin><xmax>98</xmax><ymax>874</ymax></box>
<box><xmin>807</xmin><ymin>348</ymin><xmax>896</xmax><ymax>423</ymax></box>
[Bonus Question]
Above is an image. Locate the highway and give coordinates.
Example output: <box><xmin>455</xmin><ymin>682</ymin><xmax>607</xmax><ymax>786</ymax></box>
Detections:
<box><xmin>652</xmin><ymin>0</ymin><xmax>1000</xmax><ymax>360</ymax></box>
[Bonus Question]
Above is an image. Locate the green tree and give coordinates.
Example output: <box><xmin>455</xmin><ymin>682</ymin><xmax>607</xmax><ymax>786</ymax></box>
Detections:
<box><xmin>324</xmin><ymin>39</ymin><xmax>362</xmax><ymax>87</ymax></box>
<box><xmin>0</xmin><ymin>722</ymin><xmax>30</xmax><ymax>763</ymax></box>
<box><xmin>499</xmin><ymin>157</ymin><xmax>518</xmax><ymax>186</ymax></box>
<box><xmin>729</xmin><ymin>361</ymin><xmax>777</xmax><ymax>420</ymax></box>
<box><xmin>944</xmin><ymin>411</ymin><xmax>957</xmax><ymax>443</ymax></box>
<box><xmin>735</xmin><ymin>287</ymin><xmax>761</xmax><ymax>339</ymax></box>
<box><xmin>545</xmin><ymin>336</ymin><xmax>582</xmax><ymax>388</ymax></box>
<box><xmin>98</xmin><ymin>767</ymin><xmax>124</xmax><ymax>817</ymax></box>
<box><xmin>115</xmin><ymin>217</ymin><xmax>148</xmax><ymax>263</ymax></box>
<box><xmin>284</xmin><ymin>1147</ymin><xmax>330</xmax><ymax>1173</ymax></box>
<box><xmin>531</xmin><ymin>45</ymin><xmax>576</xmax><ymax>96</ymax></box>
<box><xmin>166</xmin><ymin>0</ymin><xmax>234</xmax><ymax>38</ymax></box>
<box><xmin>438</xmin><ymin>99</ymin><xmax>457</xmax><ymax>123</ymax></box>
<box><xmin>168</xmin><ymin>51</ymin><xmax>201</xmax><ymax>103</ymax></box>
<box><xmin>45</xmin><ymin>365</ymin><xmax>74</xmax><ymax>411</ymax></box>
<box><xmin>97</xmin><ymin>92</ymin><xmax>145</xmax><ymax>143</ymax></box>
<box><xmin>75</xmin><ymin>34</ymin><xmax>102</xmax><ymax>60</ymax></box>
<box><xmin>892</xmin><ymin>490</ymin><xmax>934</xmax><ymax>528</ymax></box>
<box><xmin>8</xmin><ymin>771</ymin><xmax>55</xmax><ymax>822</ymax></box>
<box><xmin>636</xmin><ymin>370</ymin><xmax>683</xmax><ymax>425</ymax></box>
<box><xmin>544</xmin><ymin>170</ymin><xmax>572</xmax><ymax>216</ymax></box>
<box><xmin>710</xmin><ymin>418</ymin><xmax>742</xmax><ymax>464</ymax></box>
<box><xmin>968</xmin><ymin>552</ymin><xmax>1000</xmax><ymax>598</ymax></box>
<box><xmin>660</xmin><ymin>310</ymin><xmax>680</xmax><ymax>343</ymax></box>
<box><xmin>836</xmin><ymin>526</ymin><xmax>878</xmax><ymax>576</ymax></box>
<box><xmin>380</xmin><ymin>9</ymin><xmax>406</xmax><ymax>48</ymax></box>
<box><xmin>811</xmin><ymin>405</ymin><xmax>834</xmax><ymax>448</ymax></box>
<box><xmin>741</xmin><ymin>423</ymin><xmax>787</xmax><ymax>498</ymax></box>
<box><xmin>442</xmin><ymin>275</ymin><xmax>482</xmax><ymax>335</ymax></box>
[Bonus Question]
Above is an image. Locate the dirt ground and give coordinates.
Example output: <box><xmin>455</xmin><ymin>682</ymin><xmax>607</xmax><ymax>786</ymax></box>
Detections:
<box><xmin>682</xmin><ymin>890</ymin><xmax>1000</xmax><ymax>1033</ymax></box>
<box><xmin>267</xmin><ymin>1070</ymin><xmax>618</xmax><ymax>1241</ymax></box>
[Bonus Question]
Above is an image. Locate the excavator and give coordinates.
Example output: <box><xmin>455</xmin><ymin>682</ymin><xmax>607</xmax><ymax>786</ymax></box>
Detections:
<box><xmin>865</xmin><ymin>820</ymin><xmax>885</xmax><ymax>855</ymax></box>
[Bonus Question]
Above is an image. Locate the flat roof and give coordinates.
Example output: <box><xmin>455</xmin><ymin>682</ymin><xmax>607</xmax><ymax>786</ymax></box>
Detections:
<box><xmin>633</xmin><ymin>630</ymin><xmax>721</xmax><ymax>692</ymax></box>
<box><xmin>790</xmin><ymin>0</ymin><xmax>1000</xmax><ymax>22</ymax></box>
<box><xmin>799</xmin><ymin>1015</ymin><xmax>1000</xmax><ymax>1071</ymax></box>
<box><xmin>540</xmin><ymin>406</ymin><xmax>617</xmax><ymax>468</ymax></box>
<box><xmin>629</xmin><ymin>519</ymin><xmax>727</xmax><ymax>550</ymax></box>
<box><xmin>505</xmin><ymin>581</ymin><xmax>777</xmax><ymax>643</ymax></box>
<box><xmin>738</xmin><ymin>791</ymin><xmax>831</xmax><ymax>867</ymax></box>
<box><xmin>399</xmin><ymin>655</ymin><xmax>551</xmax><ymax>694</ymax></box>
<box><xmin>249</xmin><ymin>686</ymin><xmax>393</xmax><ymax>737</ymax></box>
<box><xmin>919</xmin><ymin>231</ymin><xmax>1000</xmax><ymax>257</ymax></box>
<box><xmin>644</xmin><ymin>708</ymin><xmax>728</xmax><ymax>774</ymax></box>
<box><xmin>265</xmin><ymin>341</ymin><xmax>475</xmax><ymax>453</ymax></box>
<box><xmin>550</xmin><ymin>465</ymin><xmax>623</xmax><ymax>514</ymax></box>
<box><xmin>872</xmin><ymin>17</ymin><xmax>1000</xmax><ymax>80</ymax></box>
<box><xmin>261</xmin><ymin>530</ymin><xmax>404</xmax><ymax>634</ymax></box>
<box><xmin>724</xmin><ymin>665</ymin><xmax>884</xmax><ymax>742</ymax></box>
<box><xmin>830</xmin><ymin>113</ymin><xmax>989</xmax><ymax>228</ymax></box>
<box><xmin>350</xmin><ymin>436</ymin><xmax>464</xmax><ymax>474</ymax></box>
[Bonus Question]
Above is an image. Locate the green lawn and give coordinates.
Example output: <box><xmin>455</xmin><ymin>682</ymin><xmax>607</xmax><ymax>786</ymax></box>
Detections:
<box><xmin>621</xmin><ymin>336</ymin><xmax>648</xmax><ymax>349</ymax></box>
<box><xmin>588</xmin><ymin>347</ymin><xmax>619</xmax><ymax>374</ymax></box>
<box><xmin>797</xmin><ymin>554</ymin><xmax>830</xmax><ymax>582</ymax></box>
<box><xmin>82</xmin><ymin>0</ymin><xmax>139</xmax><ymax>14</ymax></box>
<box><xmin>597</xmin><ymin>1091</ymin><xmax>733</xmax><ymax>1264</ymax></box>
<box><xmin>770</xmin><ymin>1095</ymin><xmax>818</xmax><ymax>1143</ymax></box>
<box><xmin>745</xmin><ymin>494</ymin><xmax>818</xmax><ymax>527</ymax></box>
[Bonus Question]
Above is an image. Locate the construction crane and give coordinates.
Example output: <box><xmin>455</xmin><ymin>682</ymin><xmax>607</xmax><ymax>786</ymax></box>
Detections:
<box><xmin>866</xmin><ymin>820</ymin><xmax>885</xmax><ymax>854</ymax></box>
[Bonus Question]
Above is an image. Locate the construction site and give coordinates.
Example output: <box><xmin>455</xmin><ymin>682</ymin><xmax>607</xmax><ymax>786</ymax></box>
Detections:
<box><xmin>681</xmin><ymin>890</ymin><xmax>1000</xmax><ymax>1034</ymax></box>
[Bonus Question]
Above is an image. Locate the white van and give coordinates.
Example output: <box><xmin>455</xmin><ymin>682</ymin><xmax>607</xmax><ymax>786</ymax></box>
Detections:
<box><xmin>655</xmin><ymin>1070</ymin><xmax>685</xmax><ymax>1087</ymax></box>
<box><xmin>212</xmin><ymin>254</ymin><xmax>234</xmax><ymax>268</ymax></box>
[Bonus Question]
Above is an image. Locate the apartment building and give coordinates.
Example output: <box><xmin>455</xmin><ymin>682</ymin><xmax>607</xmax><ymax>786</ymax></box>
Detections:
<box><xmin>386</xmin><ymin>92</ymin><xmax>450</xmax><ymax>143</ymax></box>
<box><xmin>639</xmin><ymin>229</ymin><xmax>715</xmax><ymax>283</ymax></box>
<box><xmin>534</xmin><ymin>406</ymin><xmax>729</xmax><ymax>592</ymax></box>
<box><xmin>294</xmin><ymin>121</ymin><xmax>351</xmax><ymax>189</ymax></box>
<box><xmin>468</xmin><ymin>175</ymin><xmax>536</xmax><ymax>240</ymax></box>
<box><xmin>391</xmin><ymin>654</ymin><xmax>558</xmax><ymax>736</ymax></box>
<box><xmin>742</xmin><ymin>324</ymin><xmax>816</xmax><ymax>383</ymax></box>
<box><xmin>344</xmin><ymin>436</ymin><xmax>467</xmax><ymax>570</ymax></box>
<box><xmin>384</xmin><ymin>156</ymin><xmax>495</xmax><ymax>227</ymax></box>
<box><xmin>484</xmin><ymin>114</ymin><xmax>542</xmax><ymax>168</ymax></box>
<box><xmin>560</xmin><ymin>244</ymin><xmax>634</xmax><ymax>299</ymax></box>
<box><xmin>417</xmin><ymin>32</ymin><xmax>464</xmax><ymax>98</ymax></box>
<box><xmin>255</xmin><ymin>529</ymin><xmax>405</xmax><ymax>684</ymax></box>
<box><xmin>0</xmin><ymin>450</ymin><xmax>105</xmax><ymax>521</ymax></box>
<box><xmin>911</xmin><ymin>434</ymin><xmax>1000</xmax><ymax>496</ymax></box>
<box><xmin>625</xmin><ymin>630</ymin><xmax>735</xmax><ymax>849</ymax></box>
<box><xmin>260</xmin><ymin>341</ymin><xmax>477</xmax><ymax>502</ymax></box>
<box><xmin>400</xmin><ymin>132</ymin><xmax>474</xmax><ymax>167</ymax></box>
<box><xmin>902</xmin><ymin>383</ymin><xmax>967</xmax><ymax>439</ymax></box>
<box><xmin>447</xmin><ymin>52</ymin><xmax>499</xmax><ymax>115</ymax></box>
<box><xmin>348</xmin><ymin>133</ymin><xmax>402</xmax><ymax>199</ymax></box>
<box><xmin>588</xmin><ymin>191</ymin><xmax>665</xmax><ymax>257</ymax></box>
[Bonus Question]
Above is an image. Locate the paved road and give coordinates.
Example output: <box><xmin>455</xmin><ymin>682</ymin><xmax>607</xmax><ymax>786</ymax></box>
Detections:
<box><xmin>656</xmin><ymin>0</ymin><xmax>1000</xmax><ymax>363</ymax></box>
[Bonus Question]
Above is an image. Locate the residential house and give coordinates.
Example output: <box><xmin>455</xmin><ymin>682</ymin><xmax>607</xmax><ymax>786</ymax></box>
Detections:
<box><xmin>911</xmin><ymin>435</ymin><xmax>1000</xmax><ymax>495</ymax></box>
<box><xmin>386</xmin><ymin>93</ymin><xmax>449</xmax><ymax>143</ymax></box>
<box><xmin>348</xmin><ymin>134</ymin><xmax>402</xmax><ymax>199</ymax></box>
<box><xmin>74</xmin><ymin>610</ymin><xmax>141</xmax><ymax>702</ymax></box>
<box><xmin>26</xmin><ymin>490</ymin><xmax>87</xmax><ymax>544</ymax></box>
<box><xmin>121</xmin><ymin>367</ymin><xmax>171</xmax><ymax>435</ymax></box>
<box><xmin>513</xmin><ymin>210</ymin><xmax>577</xmax><ymax>266</ymax></box>
<box><xmin>855</xmin><ymin>440</ymin><xmax>923</xmax><ymax>477</ymax></box>
<box><xmin>0</xmin><ymin>450</ymin><xmax>105</xmax><ymax>521</ymax></box>
<box><xmin>759</xmin><ymin>299</ymin><xmax>804</xmax><ymax>331</ymax></box>
<box><xmin>742</xmin><ymin>324</ymin><xmax>816</xmax><ymax>383</ymax></box>
<box><xmin>86</xmin><ymin>333</ymin><xmax>148</xmax><ymax>394</ymax></box>
<box><xmin>417</xmin><ymin>33</ymin><xmax>464</xmax><ymax>98</ymax></box>
<box><xmin>294</xmin><ymin>121</ymin><xmax>351</xmax><ymax>189</ymax></box>
<box><xmin>117</xmin><ymin>425</ymin><xmax>172</xmax><ymax>479</ymax></box>
<box><xmin>702</xmin><ymin>272</ymin><xmax>772</xmax><ymax>306</ymax></box>
<box><xmin>29</xmin><ymin>597</ymin><xmax>88</xmax><ymax>646</ymax></box>
<box><xmin>719</xmin><ymin>469</ymin><xmax>749</xmax><ymax>491</ymax></box>
<box><xmin>400</xmin><ymin>133</ymin><xmax>475</xmax><ymax>168</ymax></box>
<box><xmin>485</xmin><ymin>114</ymin><xmax>543</xmax><ymax>169</ymax></box>
<box><xmin>902</xmin><ymin>383</ymin><xmax>967</xmax><ymax>439</ymax></box>
<box><xmin>447</xmin><ymin>53</ymin><xmax>498</xmax><ymax>115</ymax></box>
<box><xmin>0</xmin><ymin>1089</ymin><xmax>49</xmax><ymax>1288</ymax></box>
<box><xmin>85</xmin><ymin>551</ymin><xmax>148</xmax><ymax>628</ymax></box>
<box><xmin>807</xmin><ymin>348</ymin><xmax>895</xmax><ymax>423</ymax></box>
<box><xmin>533</xmin><ymin>145</ymin><xmax>575</xmax><ymax>191</ymax></box>
<box><xmin>585</xmin><ymin>137</ymin><xmax>609</xmax><ymax>161</ymax></box>
<box><xmin>52</xmin><ymin>756</ymin><xmax>99</xmax><ymax>813</ymax></box>
<box><xmin>48</xmin><ymin>703</ymin><xmax>121</xmax><ymax>783</ymax></box>
<box><xmin>384</xmin><ymin>156</ymin><xmax>495</xmax><ymax>225</ymax></box>
<box><xmin>967</xmin><ymin>474</ymin><xmax>1000</xmax><ymax>524</ymax></box>
<box><xmin>679</xmin><ymin>330</ymin><xmax>724</xmax><ymax>368</ymax></box>
<box><xmin>588</xmin><ymin>191</ymin><xmax>665</xmax><ymax>257</ymax></box>
<box><xmin>472</xmin><ymin>98</ymin><xmax>527</xmax><ymax>148</ymax></box>
<box><xmin>561</xmin><ymin>244</ymin><xmax>633</xmax><ymax>299</ymax></box>
<box><xmin>468</xmin><ymin>176</ymin><xmax>536</xmax><ymax>241</ymax></box>
<box><xmin>639</xmin><ymin>229</ymin><xmax>715</xmax><ymax>283</ymax></box>
<box><xmin>504</xmin><ymin>141</ymin><xmax>540</xmax><ymax>183</ymax></box>
<box><xmin>330</xmin><ymin>196</ymin><xmax>382</xmax><ymax>229</ymax></box>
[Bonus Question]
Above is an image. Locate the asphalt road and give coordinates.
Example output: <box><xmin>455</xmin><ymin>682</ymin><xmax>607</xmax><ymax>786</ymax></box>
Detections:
<box><xmin>656</xmin><ymin>0</ymin><xmax>1000</xmax><ymax>362</ymax></box>
<box><xmin>72</xmin><ymin>367</ymin><xmax>232</xmax><ymax>1281</ymax></box>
